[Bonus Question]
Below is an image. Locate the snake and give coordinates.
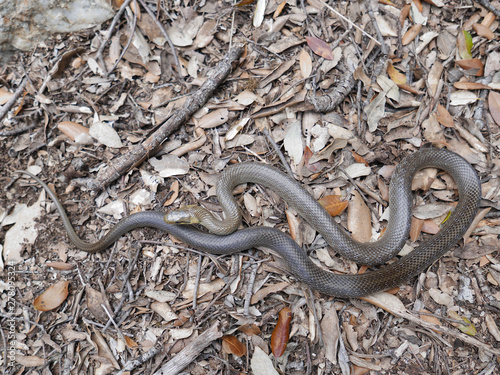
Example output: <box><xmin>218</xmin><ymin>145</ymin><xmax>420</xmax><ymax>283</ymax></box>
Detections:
<box><xmin>15</xmin><ymin>148</ymin><xmax>480</xmax><ymax>297</ymax></box>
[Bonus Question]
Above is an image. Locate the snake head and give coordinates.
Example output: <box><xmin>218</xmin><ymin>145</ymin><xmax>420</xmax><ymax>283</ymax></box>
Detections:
<box><xmin>164</xmin><ymin>205</ymin><xmax>201</xmax><ymax>225</ymax></box>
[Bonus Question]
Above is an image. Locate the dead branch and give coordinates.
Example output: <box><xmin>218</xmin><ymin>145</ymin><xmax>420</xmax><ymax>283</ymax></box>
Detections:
<box><xmin>72</xmin><ymin>45</ymin><xmax>244</xmax><ymax>191</ymax></box>
<box><xmin>152</xmin><ymin>322</ymin><xmax>222</xmax><ymax>375</ymax></box>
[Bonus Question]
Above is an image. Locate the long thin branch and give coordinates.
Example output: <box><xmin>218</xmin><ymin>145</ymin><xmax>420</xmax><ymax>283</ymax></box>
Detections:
<box><xmin>73</xmin><ymin>46</ymin><xmax>244</xmax><ymax>191</ymax></box>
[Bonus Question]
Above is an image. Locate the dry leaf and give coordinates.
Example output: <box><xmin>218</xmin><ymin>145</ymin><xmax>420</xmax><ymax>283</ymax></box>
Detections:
<box><xmin>250</xmin><ymin>281</ymin><xmax>289</xmax><ymax>304</ymax></box>
<box><xmin>34</xmin><ymin>280</ymin><xmax>70</xmax><ymax>311</ymax></box>
<box><xmin>235</xmin><ymin>0</ymin><xmax>255</xmax><ymax>5</ymax></box>
<box><xmin>238</xmin><ymin>324</ymin><xmax>262</xmax><ymax>336</ymax></box>
<box><xmin>273</xmin><ymin>1</ymin><xmax>287</xmax><ymax>18</ymax></box>
<box><xmin>419</xmin><ymin>309</ymin><xmax>442</xmax><ymax>325</ymax></box>
<box><xmin>410</xmin><ymin>217</ymin><xmax>424</xmax><ymax>241</ymax></box>
<box><xmin>351</xmin><ymin>151</ymin><xmax>369</xmax><ymax>166</ymax></box>
<box><xmin>472</xmin><ymin>23</ymin><xmax>494</xmax><ymax>40</ymax></box>
<box><xmin>402</xmin><ymin>24</ymin><xmax>422</xmax><ymax>46</ymax></box>
<box><xmin>306</xmin><ymin>36</ymin><xmax>334</xmax><ymax>60</ymax></box>
<box><xmin>85</xmin><ymin>285</ymin><xmax>111</xmax><ymax>323</ymax></box>
<box><xmin>448</xmin><ymin>310</ymin><xmax>477</xmax><ymax>336</ymax></box>
<box><xmin>318</xmin><ymin>195</ymin><xmax>348</xmax><ymax>217</ymax></box>
<box><xmin>46</xmin><ymin>262</ymin><xmax>75</xmax><ymax>270</ymax></box>
<box><xmin>222</xmin><ymin>335</ymin><xmax>247</xmax><ymax>357</ymax></box>
<box><xmin>387</xmin><ymin>62</ymin><xmax>406</xmax><ymax>85</ymax></box>
<box><xmin>481</xmin><ymin>12</ymin><xmax>496</xmax><ymax>27</ymax></box>
<box><xmin>400</xmin><ymin>4</ymin><xmax>411</xmax><ymax>25</ymax></box>
<box><xmin>271</xmin><ymin>307</ymin><xmax>292</xmax><ymax>357</ymax></box>
<box><xmin>124</xmin><ymin>336</ymin><xmax>139</xmax><ymax>349</ymax></box>
<box><xmin>489</xmin><ymin>91</ymin><xmax>500</xmax><ymax>126</ymax></box>
<box><xmin>453</xmin><ymin>81</ymin><xmax>491</xmax><ymax>90</ymax></box>
<box><xmin>0</xmin><ymin>87</ymin><xmax>15</xmax><ymax>104</ymax></box>
<box><xmin>435</xmin><ymin>104</ymin><xmax>454</xmax><ymax>127</ymax></box>
<box><xmin>57</xmin><ymin>121</ymin><xmax>90</xmax><ymax>141</ymax></box>
<box><xmin>299</xmin><ymin>49</ymin><xmax>312</xmax><ymax>79</ymax></box>
<box><xmin>164</xmin><ymin>180</ymin><xmax>179</xmax><ymax>207</ymax></box>
<box><xmin>347</xmin><ymin>191</ymin><xmax>371</xmax><ymax>242</ymax></box>
<box><xmin>456</xmin><ymin>58</ymin><xmax>484</xmax><ymax>76</ymax></box>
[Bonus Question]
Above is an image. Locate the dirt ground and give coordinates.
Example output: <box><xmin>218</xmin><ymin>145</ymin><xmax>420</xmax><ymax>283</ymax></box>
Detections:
<box><xmin>1</xmin><ymin>0</ymin><xmax>500</xmax><ymax>374</ymax></box>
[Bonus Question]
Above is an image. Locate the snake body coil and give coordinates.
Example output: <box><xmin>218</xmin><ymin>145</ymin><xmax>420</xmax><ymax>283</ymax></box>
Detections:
<box><xmin>17</xmin><ymin>148</ymin><xmax>480</xmax><ymax>297</ymax></box>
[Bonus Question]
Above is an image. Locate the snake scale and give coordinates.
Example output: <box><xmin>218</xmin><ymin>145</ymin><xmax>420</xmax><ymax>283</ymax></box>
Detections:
<box><xmin>16</xmin><ymin>148</ymin><xmax>480</xmax><ymax>297</ymax></box>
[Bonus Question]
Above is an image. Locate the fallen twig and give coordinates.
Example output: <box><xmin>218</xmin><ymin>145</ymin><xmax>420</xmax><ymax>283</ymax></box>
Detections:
<box><xmin>0</xmin><ymin>77</ymin><xmax>28</xmax><ymax>124</ymax></box>
<box><xmin>73</xmin><ymin>46</ymin><xmax>244</xmax><ymax>191</ymax></box>
<box><xmin>152</xmin><ymin>322</ymin><xmax>222</xmax><ymax>375</ymax></box>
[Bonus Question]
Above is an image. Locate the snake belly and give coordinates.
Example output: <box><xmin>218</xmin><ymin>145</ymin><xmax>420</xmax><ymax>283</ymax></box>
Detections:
<box><xmin>16</xmin><ymin>148</ymin><xmax>481</xmax><ymax>297</ymax></box>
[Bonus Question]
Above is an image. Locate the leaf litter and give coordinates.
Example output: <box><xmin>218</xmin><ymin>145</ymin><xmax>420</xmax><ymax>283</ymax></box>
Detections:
<box><xmin>1</xmin><ymin>0</ymin><xmax>500</xmax><ymax>374</ymax></box>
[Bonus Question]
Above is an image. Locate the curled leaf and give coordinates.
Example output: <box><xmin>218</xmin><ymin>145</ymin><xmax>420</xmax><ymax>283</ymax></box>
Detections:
<box><xmin>33</xmin><ymin>281</ymin><xmax>70</xmax><ymax>311</ymax></box>
<box><xmin>271</xmin><ymin>307</ymin><xmax>292</xmax><ymax>357</ymax></box>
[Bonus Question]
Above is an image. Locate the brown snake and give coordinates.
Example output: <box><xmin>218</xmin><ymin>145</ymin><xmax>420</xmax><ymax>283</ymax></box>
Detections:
<box><xmin>16</xmin><ymin>148</ymin><xmax>481</xmax><ymax>297</ymax></box>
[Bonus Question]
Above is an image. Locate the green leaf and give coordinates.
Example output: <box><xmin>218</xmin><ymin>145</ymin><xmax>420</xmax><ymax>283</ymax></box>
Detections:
<box><xmin>457</xmin><ymin>30</ymin><xmax>473</xmax><ymax>60</ymax></box>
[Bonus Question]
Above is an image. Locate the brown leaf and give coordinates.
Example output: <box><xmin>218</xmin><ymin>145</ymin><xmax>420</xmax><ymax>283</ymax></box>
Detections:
<box><xmin>271</xmin><ymin>307</ymin><xmax>292</xmax><ymax>357</ymax></box>
<box><xmin>250</xmin><ymin>281</ymin><xmax>289</xmax><ymax>304</ymax></box>
<box><xmin>378</xmin><ymin>0</ymin><xmax>395</xmax><ymax>5</ymax></box>
<box><xmin>421</xmin><ymin>219</ymin><xmax>440</xmax><ymax>234</ymax></box>
<box><xmin>164</xmin><ymin>180</ymin><xmax>180</xmax><ymax>207</ymax></box>
<box><xmin>351</xmin><ymin>151</ymin><xmax>369</xmax><ymax>166</ymax></box>
<box><xmin>222</xmin><ymin>335</ymin><xmax>247</xmax><ymax>357</ymax></box>
<box><xmin>58</xmin><ymin>121</ymin><xmax>90</xmax><ymax>141</ymax></box>
<box><xmin>273</xmin><ymin>1</ymin><xmax>287</xmax><ymax>18</ymax></box>
<box><xmin>435</xmin><ymin>104</ymin><xmax>454</xmax><ymax>128</ymax></box>
<box><xmin>387</xmin><ymin>62</ymin><xmax>406</xmax><ymax>85</ymax></box>
<box><xmin>472</xmin><ymin>23</ymin><xmax>494</xmax><ymax>40</ymax></box>
<box><xmin>0</xmin><ymin>87</ymin><xmax>15</xmax><ymax>105</ymax></box>
<box><xmin>456</xmin><ymin>58</ymin><xmax>484</xmax><ymax>76</ymax></box>
<box><xmin>410</xmin><ymin>217</ymin><xmax>424</xmax><ymax>242</ymax></box>
<box><xmin>413</xmin><ymin>0</ymin><xmax>423</xmax><ymax>11</ymax></box>
<box><xmin>33</xmin><ymin>280</ymin><xmax>70</xmax><ymax>311</ymax></box>
<box><xmin>419</xmin><ymin>309</ymin><xmax>441</xmax><ymax>325</ymax></box>
<box><xmin>453</xmin><ymin>81</ymin><xmax>491</xmax><ymax>90</ymax></box>
<box><xmin>85</xmin><ymin>285</ymin><xmax>111</xmax><ymax>323</ymax></box>
<box><xmin>347</xmin><ymin>191</ymin><xmax>371</xmax><ymax>242</ymax></box>
<box><xmin>489</xmin><ymin>91</ymin><xmax>500</xmax><ymax>126</ymax></box>
<box><xmin>238</xmin><ymin>324</ymin><xmax>262</xmax><ymax>336</ymax></box>
<box><xmin>481</xmin><ymin>12</ymin><xmax>496</xmax><ymax>28</ymax></box>
<box><xmin>235</xmin><ymin>0</ymin><xmax>255</xmax><ymax>6</ymax></box>
<box><xmin>306</xmin><ymin>36</ymin><xmax>334</xmax><ymax>60</ymax></box>
<box><xmin>318</xmin><ymin>195</ymin><xmax>348</xmax><ymax>217</ymax></box>
<box><xmin>400</xmin><ymin>4</ymin><xmax>411</xmax><ymax>25</ymax></box>
<box><xmin>299</xmin><ymin>48</ymin><xmax>312</xmax><ymax>79</ymax></box>
<box><xmin>402</xmin><ymin>24</ymin><xmax>422</xmax><ymax>46</ymax></box>
<box><xmin>46</xmin><ymin>262</ymin><xmax>75</xmax><ymax>270</ymax></box>
<box><xmin>124</xmin><ymin>336</ymin><xmax>139</xmax><ymax>349</ymax></box>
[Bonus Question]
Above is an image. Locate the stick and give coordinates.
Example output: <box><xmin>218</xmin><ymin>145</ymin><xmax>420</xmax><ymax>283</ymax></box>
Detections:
<box><xmin>73</xmin><ymin>46</ymin><xmax>244</xmax><ymax>191</ymax></box>
<box><xmin>153</xmin><ymin>322</ymin><xmax>222</xmax><ymax>375</ymax></box>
